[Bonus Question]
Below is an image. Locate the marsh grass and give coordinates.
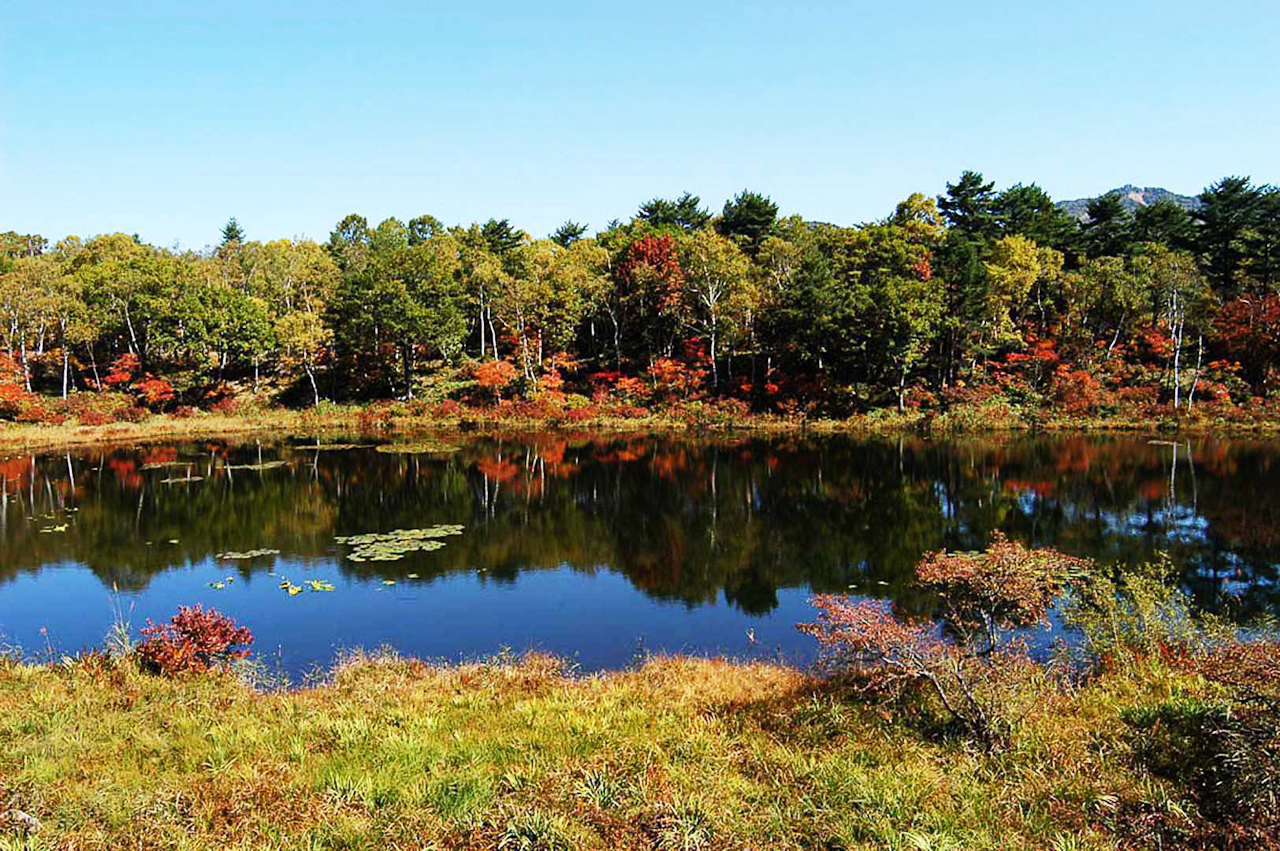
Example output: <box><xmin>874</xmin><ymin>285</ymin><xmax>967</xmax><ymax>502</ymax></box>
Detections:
<box><xmin>0</xmin><ymin>645</ymin><xmax>1257</xmax><ymax>850</ymax></box>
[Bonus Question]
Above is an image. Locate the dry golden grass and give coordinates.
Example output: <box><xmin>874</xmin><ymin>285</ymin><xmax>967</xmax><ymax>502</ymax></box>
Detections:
<box><xmin>0</xmin><ymin>648</ymin><xmax>1233</xmax><ymax>850</ymax></box>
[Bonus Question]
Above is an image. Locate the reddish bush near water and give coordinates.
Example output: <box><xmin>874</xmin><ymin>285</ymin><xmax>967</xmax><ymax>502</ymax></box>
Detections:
<box><xmin>77</xmin><ymin>410</ymin><xmax>113</xmax><ymax>427</ymax></box>
<box><xmin>800</xmin><ymin>536</ymin><xmax>1091</xmax><ymax>748</ymax></box>
<box><xmin>136</xmin><ymin>605</ymin><xmax>254</xmax><ymax>676</ymax></box>
<box><xmin>115</xmin><ymin>406</ymin><xmax>149</xmax><ymax>423</ymax></box>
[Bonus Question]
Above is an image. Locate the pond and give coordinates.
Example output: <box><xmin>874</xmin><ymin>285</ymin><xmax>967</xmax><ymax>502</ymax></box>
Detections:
<box><xmin>1</xmin><ymin>431</ymin><xmax>1276</xmax><ymax>677</ymax></box>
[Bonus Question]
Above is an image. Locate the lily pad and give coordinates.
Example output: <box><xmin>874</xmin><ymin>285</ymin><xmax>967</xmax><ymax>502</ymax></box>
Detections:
<box><xmin>335</xmin><ymin>525</ymin><xmax>464</xmax><ymax>562</ymax></box>
<box><xmin>160</xmin><ymin>476</ymin><xmax>204</xmax><ymax>484</ymax></box>
<box><xmin>217</xmin><ymin>548</ymin><xmax>281</xmax><ymax>560</ymax></box>
<box><xmin>306</xmin><ymin>579</ymin><xmax>335</xmax><ymax>592</ymax></box>
<box><xmin>374</xmin><ymin>442</ymin><xmax>460</xmax><ymax>455</ymax></box>
<box><xmin>294</xmin><ymin>443</ymin><xmax>372</xmax><ymax>451</ymax></box>
<box><xmin>224</xmin><ymin>461</ymin><xmax>289</xmax><ymax>471</ymax></box>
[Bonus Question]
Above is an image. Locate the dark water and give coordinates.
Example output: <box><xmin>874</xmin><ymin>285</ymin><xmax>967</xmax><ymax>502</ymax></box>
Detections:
<box><xmin>1</xmin><ymin>432</ymin><xmax>1276</xmax><ymax>677</ymax></box>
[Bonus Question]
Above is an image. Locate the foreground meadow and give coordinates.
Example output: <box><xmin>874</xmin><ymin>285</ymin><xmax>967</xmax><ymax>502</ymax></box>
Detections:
<box><xmin>0</xmin><ymin>644</ymin><xmax>1273</xmax><ymax>851</ymax></box>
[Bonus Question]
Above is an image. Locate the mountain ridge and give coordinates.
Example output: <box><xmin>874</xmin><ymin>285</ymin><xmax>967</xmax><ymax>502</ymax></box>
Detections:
<box><xmin>1056</xmin><ymin>184</ymin><xmax>1199</xmax><ymax>219</ymax></box>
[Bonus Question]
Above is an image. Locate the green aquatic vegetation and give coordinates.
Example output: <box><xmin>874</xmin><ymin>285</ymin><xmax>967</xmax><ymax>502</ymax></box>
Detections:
<box><xmin>224</xmin><ymin>461</ymin><xmax>290</xmax><ymax>470</ymax></box>
<box><xmin>207</xmin><ymin>576</ymin><xmax>235</xmax><ymax>590</ymax></box>
<box><xmin>39</xmin><ymin>523</ymin><xmax>69</xmax><ymax>533</ymax></box>
<box><xmin>141</xmin><ymin>461</ymin><xmax>198</xmax><ymax>470</ymax></box>
<box><xmin>374</xmin><ymin>442</ymin><xmax>461</xmax><ymax>454</ymax></box>
<box><xmin>159</xmin><ymin>475</ymin><xmax>204</xmax><ymax>484</ymax></box>
<box><xmin>306</xmin><ymin>580</ymin><xmax>336</xmax><ymax>592</ymax></box>
<box><xmin>216</xmin><ymin>548</ymin><xmax>281</xmax><ymax>560</ymax></box>
<box><xmin>293</xmin><ymin>443</ymin><xmax>372</xmax><ymax>451</ymax></box>
<box><xmin>381</xmin><ymin>579</ymin><xmax>396</xmax><ymax>586</ymax></box>
<box><xmin>278</xmin><ymin>578</ymin><xmax>303</xmax><ymax>596</ymax></box>
<box><xmin>335</xmin><ymin>525</ymin><xmax>464</xmax><ymax>562</ymax></box>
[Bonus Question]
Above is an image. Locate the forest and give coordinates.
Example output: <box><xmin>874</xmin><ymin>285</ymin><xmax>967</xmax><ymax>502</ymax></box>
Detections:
<box><xmin>3</xmin><ymin>171</ymin><xmax>1280</xmax><ymax>426</ymax></box>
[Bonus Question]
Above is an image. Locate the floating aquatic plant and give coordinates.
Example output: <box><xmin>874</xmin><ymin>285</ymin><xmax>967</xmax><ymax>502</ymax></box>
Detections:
<box><xmin>142</xmin><ymin>461</ymin><xmax>198</xmax><ymax>470</ymax></box>
<box><xmin>335</xmin><ymin>525</ymin><xmax>464</xmax><ymax>562</ymax></box>
<box><xmin>39</xmin><ymin>524</ymin><xmax>69</xmax><ymax>533</ymax></box>
<box><xmin>278</xmin><ymin>578</ymin><xmax>303</xmax><ymax>596</ymax></box>
<box><xmin>374</xmin><ymin>442</ymin><xmax>460</xmax><ymax>455</ymax></box>
<box><xmin>293</xmin><ymin>443</ymin><xmax>372</xmax><ymax>451</ymax></box>
<box><xmin>306</xmin><ymin>579</ymin><xmax>335</xmax><ymax>592</ymax></box>
<box><xmin>216</xmin><ymin>548</ymin><xmax>280</xmax><ymax>560</ymax></box>
<box><xmin>224</xmin><ymin>461</ymin><xmax>289</xmax><ymax>471</ymax></box>
<box><xmin>160</xmin><ymin>476</ymin><xmax>204</xmax><ymax>484</ymax></box>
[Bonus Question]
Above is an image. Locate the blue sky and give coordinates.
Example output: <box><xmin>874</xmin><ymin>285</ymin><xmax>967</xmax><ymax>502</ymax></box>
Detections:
<box><xmin>2</xmin><ymin>1</ymin><xmax>1277</xmax><ymax>249</ymax></box>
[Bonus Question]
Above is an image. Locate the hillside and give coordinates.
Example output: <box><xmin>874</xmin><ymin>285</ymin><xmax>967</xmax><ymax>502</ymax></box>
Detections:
<box><xmin>1057</xmin><ymin>184</ymin><xmax>1199</xmax><ymax>219</ymax></box>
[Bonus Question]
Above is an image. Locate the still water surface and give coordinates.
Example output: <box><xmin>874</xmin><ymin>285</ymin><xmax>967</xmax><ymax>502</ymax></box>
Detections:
<box><xmin>1</xmin><ymin>432</ymin><xmax>1276</xmax><ymax>676</ymax></box>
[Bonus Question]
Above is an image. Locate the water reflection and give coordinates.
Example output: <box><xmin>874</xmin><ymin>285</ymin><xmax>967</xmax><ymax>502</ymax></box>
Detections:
<box><xmin>0</xmin><ymin>433</ymin><xmax>1277</xmax><ymax>669</ymax></box>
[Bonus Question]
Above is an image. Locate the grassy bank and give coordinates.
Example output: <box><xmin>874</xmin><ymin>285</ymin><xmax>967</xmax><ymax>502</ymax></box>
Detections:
<box><xmin>0</xmin><ymin>649</ymin><xmax>1241</xmax><ymax>851</ymax></box>
<box><xmin>5</xmin><ymin>398</ymin><xmax>1280</xmax><ymax>453</ymax></box>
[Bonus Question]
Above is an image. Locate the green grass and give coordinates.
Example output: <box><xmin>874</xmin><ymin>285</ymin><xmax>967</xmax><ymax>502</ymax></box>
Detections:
<box><xmin>0</xmin><ymin>649</ymin><xmax>1223</xmax><ymax>850</ymax></box>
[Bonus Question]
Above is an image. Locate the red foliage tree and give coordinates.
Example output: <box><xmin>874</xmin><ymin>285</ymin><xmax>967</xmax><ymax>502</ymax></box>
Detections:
<box><xmin>474</xmin><ymin>359</ymin><xmax>518</xmax><ymax>404</ymax></box>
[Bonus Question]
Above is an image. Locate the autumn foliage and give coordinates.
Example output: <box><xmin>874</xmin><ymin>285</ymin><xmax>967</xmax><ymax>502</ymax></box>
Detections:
<box><xmin>800</xmin><ymin>536</ymin><xmax>1088</xmax><ymax>747</ymax></box>
<box><xmin>136</xmin><ymin>605</ymin><xmax>254</xmax><ymax>676</ymax></box>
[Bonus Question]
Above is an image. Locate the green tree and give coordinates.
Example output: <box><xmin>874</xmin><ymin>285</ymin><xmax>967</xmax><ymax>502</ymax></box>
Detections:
<box><xmin>992</xmin><ymin>183</ymin><xmax>1080</xmax><ymax>255</ymax></box>
<box><xmin>1082</xmin><ymin>192</ymin><xmax>1133</xmax><ymax>258</ymax></box>
<box><xmin>1132</xmin><ymin>199</ymin><xmax>1195</xmax><ymax>250</ymax></box>
<box><xmin>1195</xmin><ymin>176</ymin><xmax>1264</xmax><ymax>298</ymax></box>
<box><xmin>681</xmin><ymin>229</ymin><xmax>753</xmax><ymax>389</ymax></box>
<box><xmin>551</xmin><ymin>220</ymin><xmax>588</xmax><ymax>247</ymax></box>
<box><xmin>938</xmin><ymin>170</ymin><xmax>997</xmax><ymax>238</ymax></box>
<box><xmin>637</xmin><ymin>192</ymin><xmax>711</xmax><ymax>232</ymax></box>
<box><xmin>220</xmin><ymin>217</ymin><xmax>245</xmax><ymax>248</ymax></box>
<box><xmin>718</xmin><ymin>190</ymin><xmax>778</xmax><ymax>256</ymax></box>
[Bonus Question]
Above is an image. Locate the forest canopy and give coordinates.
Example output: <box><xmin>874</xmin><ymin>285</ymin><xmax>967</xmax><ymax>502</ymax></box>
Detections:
<box><xmin>3</xmin><ymin>172</ymin><xmax>1280</xmax><ymax>421</ymax></box>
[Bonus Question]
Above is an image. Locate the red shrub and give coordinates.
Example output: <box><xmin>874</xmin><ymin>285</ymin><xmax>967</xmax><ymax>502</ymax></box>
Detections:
<box><xmin>78</xmin><ymin>410</ymin><xmax>113</xmax><ymax>427</ymax></box>
<box><xmin>102</xmin><ymin>353</ymin><xmax>140</xmax><ymax>387</ymax></box>
<box><xmin>170</xmin><ymin>405</ymin><xmax>197</xmax><ymax>419</ymax></box>
<box><xmin>136</xmin><ymin>605</ymin><xmax>254</xmax><ymax>676</ymax></box>
<box><xmin>133</xmin><ymin>376</ymin><xmax>175</xmax><ymax>410</ymax></box>
<box><xmin>15</xmin><ymin>405</ymin><xmax>65</xmax><ymax>425</ymax></box>
<box><xmin>115</xmin><ymin>406</ymin><xmax>149</xmax><ymax>423</ymax></box>
<box><xmin>800</xmin><ymin>536</ymin><xmax>1092</xmax><ymax>747</ymax></box>
<box><xmin>433</xmin><ymin>399</ymin><xmax>464</xmax><ymax>418</ymax></box>
<box><xmin>208</xmin><ymin>396</ymin><xmax>239</xmax><ymax>415</ymax></box>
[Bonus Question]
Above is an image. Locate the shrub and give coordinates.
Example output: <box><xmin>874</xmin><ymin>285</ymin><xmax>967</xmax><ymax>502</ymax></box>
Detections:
<box><xmin>208</xmin><ymin>396</ymin><xmax>239</xmax><ymax>415</ymax></box>
<box><xmin>115</xmin><ymin>406</ymin><xmax>148</xmax><ymax>423</ymax></box>
<box><xmin>15</xmin><ymin>405</ymin><xmax>66</xmax><ymax>425</ymax></box>
<box><xmin>800</xmin><ymin>535</ymin><xmax>1088</xmax><ymax>748</ymax></box>
<box><xmin>1122</xmin><ymin>695</ymin><xmax>1279</xmax><ymax>846</ymax></box>
<box><xmin>433</xmin><ymin>399</ymin><xmax>464</xmax><ymax>418</ymax></box>
<box><xmin>170</xmin><ymin>405</ymin><xmax>197</xmax><ymax>419</ymax></box>
<box><xmin>1061</xmin><ymin>556</ymin><xmax>1229</xmax><ymax>664</ymax></box>
<box><xmin>133</xmin><ymin>376</ymin><xmax>175</xmax><ymax>410</ymax></box>
<box><xmin>78</xmin><ymin>410</ymin><xmax>113</xmax><ymax>427</ymax></box>
<box><xmin>917</xmin><ymin>532</ymin><xmax>1089</xmax><ymax>653</ymax></box>
<box><xmin>136</xmin><ymin>605</ymin><xmax>253</xmax><ymax>676</ymax></box>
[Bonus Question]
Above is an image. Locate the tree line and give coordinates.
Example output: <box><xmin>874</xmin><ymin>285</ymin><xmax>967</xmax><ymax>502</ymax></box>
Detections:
<box><xmin>3</xmin><ymin>172</ymin><xmax>1279</xmax><ymax>417</ymax></box>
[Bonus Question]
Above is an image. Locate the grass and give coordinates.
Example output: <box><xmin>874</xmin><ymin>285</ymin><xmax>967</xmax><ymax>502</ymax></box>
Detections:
<box><xmin>0</xmin><ymin>648</ymin><xmax>1230</xmax><ymax>850</ymax></box>
<box><xmin>6</xmin><ymin>397</ymin><xmax>1280</xmax><ymax>455</ymax></box>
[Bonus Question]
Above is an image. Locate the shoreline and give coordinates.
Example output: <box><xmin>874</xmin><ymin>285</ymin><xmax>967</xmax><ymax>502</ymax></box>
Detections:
<box><xmin>4</xmin><ymin>403</ymin><xmax>1280</xmax><ymax>453</ymax></box>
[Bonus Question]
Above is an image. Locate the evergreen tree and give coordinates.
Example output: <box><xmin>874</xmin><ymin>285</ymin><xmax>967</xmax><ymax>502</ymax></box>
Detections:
<box><xmin>551</xmin><ymin>220</ymin><xmax>588</xmax><ymax>247</ymax></box>
<box><xmin>718</xmin><ymin>190</ymin><xmax>778</xmax><ymax>256</ymax></box>
<box><xmin>938</xmin><ymin>170</ymin><xmax>997</xmax><ymax>237</ymax></box>
<box><xmin>220</xmin><ymin>217</ymin><xmax>245</xmax><ymax>247</ymax></box>
<box><xmin>637</xmin><ymin>192</ymin><xmax>711</xmax><ymax>232</ymax></box>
